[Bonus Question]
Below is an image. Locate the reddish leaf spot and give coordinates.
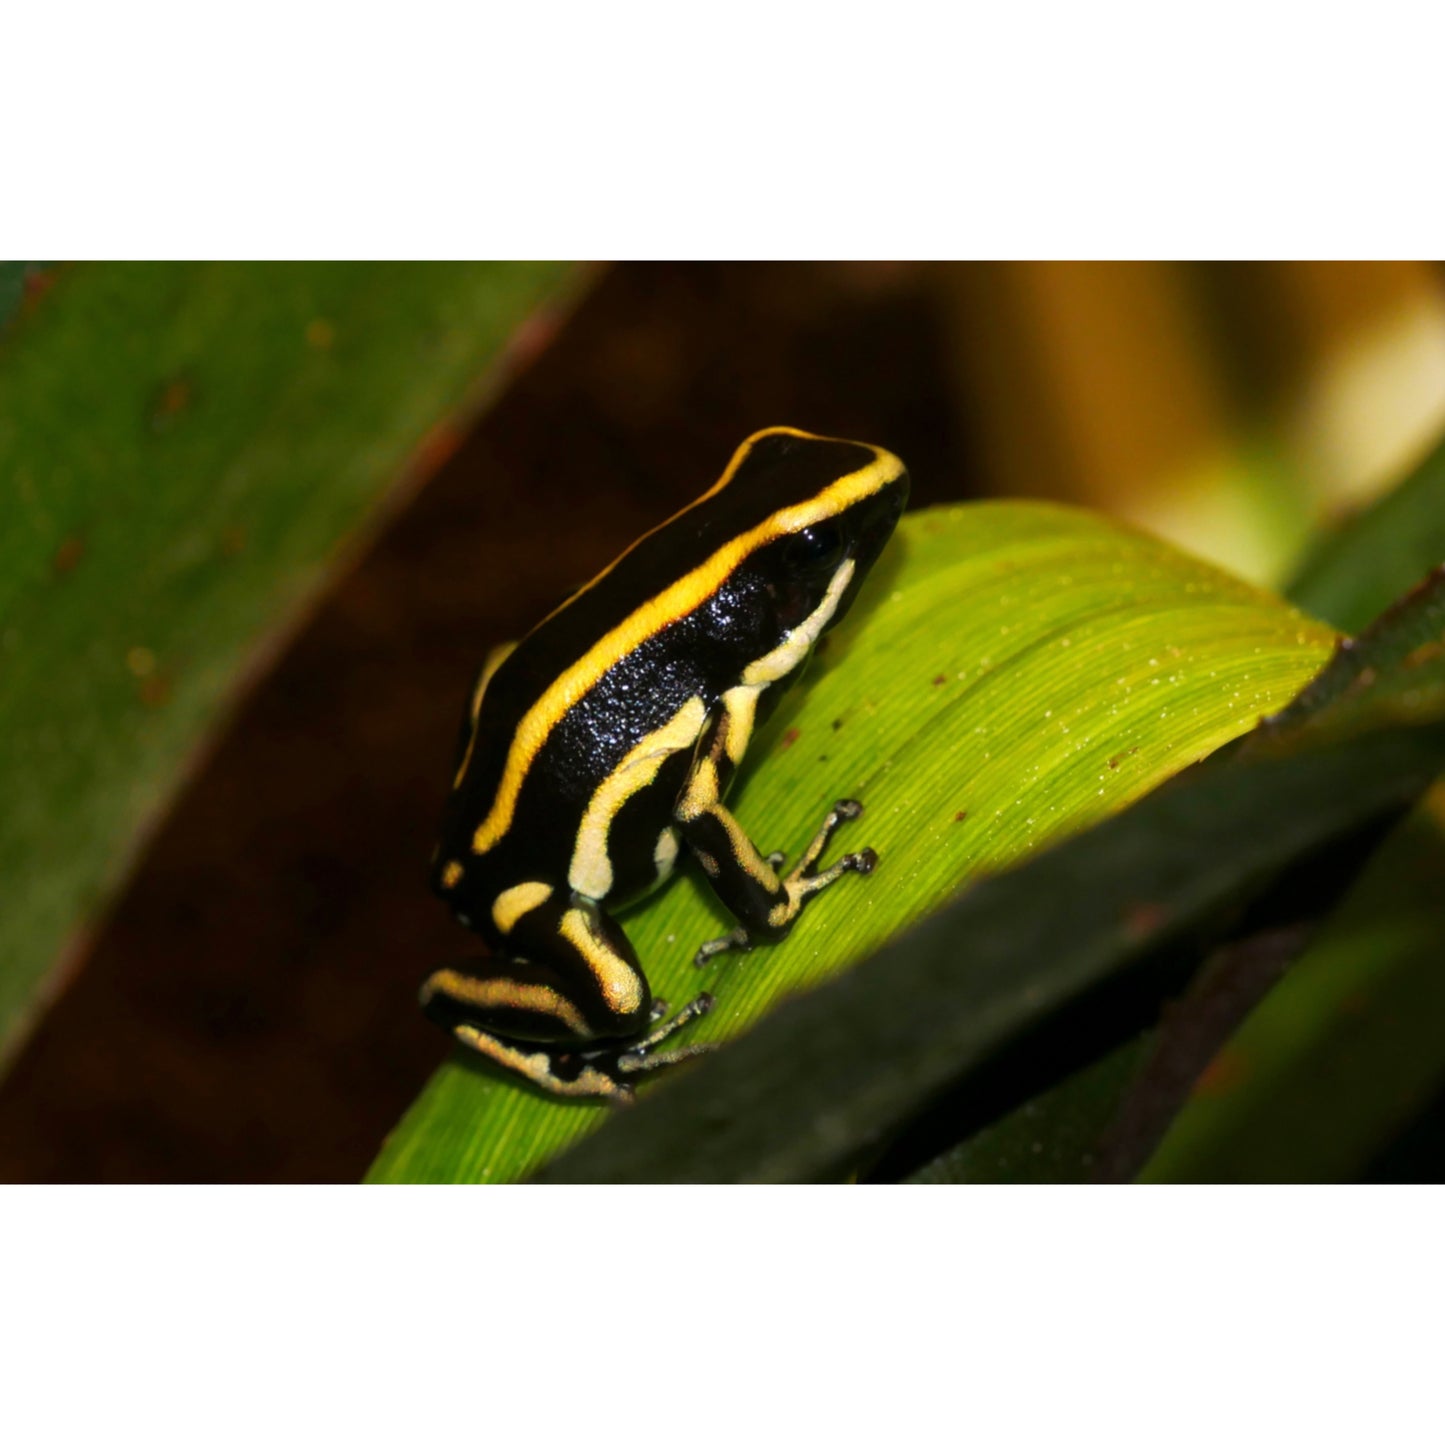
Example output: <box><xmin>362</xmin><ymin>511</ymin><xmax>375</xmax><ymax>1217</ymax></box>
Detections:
<box><xmin>305</xmin><ymin>318</ymin><xmax>336</xmax><ymax>350</ymax></box>
<box><xmin>780</xmin><ymin>727</ymin><xmax>801</xmax><ymax>750</ymax></box>
<box><xmin>932</xmin><ymin>674</ymin><xmax>947</xmax><ymax>687</ymax></box>
<box><xmin>52</xmin><ymin>534</ymin><xmax>86</xmax><ymax>576</ymax></box>
<box><xmin>954</xmin><ymin>810</ymin><xmax>968</xmax><ymax>823</ymax></box>
<box><xmin>158</xmin><ymin>379</ymin><xmax>191</xmax><ymax>414</ymax></box>
<box><xmin>139</xmin><ymin>673</ymin><xmax>173</xmax><ymax>709</ymax></box>
<box><xmin>149</xmin><ymin>376</ymin><xmax>194</xmax><ymax>434</ymax></box>
<box><xmin>23</xmin><ymin>268</ymin><xmax>58</xmax><ymax>305</ymax></box>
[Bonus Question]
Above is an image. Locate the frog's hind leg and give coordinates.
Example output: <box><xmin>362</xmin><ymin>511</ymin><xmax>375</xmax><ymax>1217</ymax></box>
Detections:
<box><xmin>553</xmin><ymin>904</ymin><xmax>716</xmax><ymax>1090</ymax></box>
<box><xmin>420</xmin><ymin>953</ymin><xmax>630</xmax><ymax>1101</ymax></box>
<box><xmin>448</xmin><ymin>1024</ymin><xmax>635</xmax><ymax>1101</ymax></box>
<box><xmin>421</xmin><ymin>892</ymin><xmax>711</xmax><ymax>1101</ymax></box>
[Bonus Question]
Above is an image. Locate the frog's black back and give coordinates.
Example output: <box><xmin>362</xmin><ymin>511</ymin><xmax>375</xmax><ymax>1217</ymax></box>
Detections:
<box><xmin>440</xmin><ymin>428</ymin><xmax>903</xmax><ymax>895</ymax></box>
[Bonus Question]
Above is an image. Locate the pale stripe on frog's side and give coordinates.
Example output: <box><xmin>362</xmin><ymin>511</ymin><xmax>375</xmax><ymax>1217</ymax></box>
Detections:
<box><xmin>566</xmin><ymin>695</ymin><xmax>709</xmax><ymax>901</ymax></box>
<box><xmin>468</xmin><ymin>457</ymin><xmax>898</xmax><ymax>856</ymax></box>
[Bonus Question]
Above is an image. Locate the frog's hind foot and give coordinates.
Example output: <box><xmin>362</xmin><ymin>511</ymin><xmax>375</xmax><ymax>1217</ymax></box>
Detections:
<box><xmin>606</xmin><ymin>991</ymin><xmax>716</xmax><ymax>1087</ymax></box>
<box><xmin>450</xmin><ymin>1023</ymin><xmax>637</xmax><ymax>1102</ymax></box>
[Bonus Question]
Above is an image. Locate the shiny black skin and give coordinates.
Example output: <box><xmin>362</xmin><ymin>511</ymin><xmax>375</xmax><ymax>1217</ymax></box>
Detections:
<box><xmin>434</xmin><ymin>432</ymin><xmax>909</xmax><ymax>951</ymax></box>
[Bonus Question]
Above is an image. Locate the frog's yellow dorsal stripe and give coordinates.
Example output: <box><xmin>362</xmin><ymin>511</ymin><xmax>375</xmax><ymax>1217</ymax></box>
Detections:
<box><xmin>470</xmin><ymin>439</ymin><xmax>902</xmax><ymax>856</ymax></box>
<box><xmin>527</xmin><ymin>425</ymin><xmax>813</xmax><ymax>631</ymax></box>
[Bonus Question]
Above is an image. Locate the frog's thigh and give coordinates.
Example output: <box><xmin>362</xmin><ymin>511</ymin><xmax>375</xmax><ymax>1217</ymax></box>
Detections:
<box><xmin>421</xmin><ymin>889</ymin><xmax>651</xmax><ymax>1045</ymax></box>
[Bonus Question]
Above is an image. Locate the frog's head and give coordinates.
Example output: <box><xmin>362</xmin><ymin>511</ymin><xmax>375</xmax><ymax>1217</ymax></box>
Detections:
<box><xmin>754</xmin><ymin>431</ymin><xmax>910</xmax><ymax>642</ymax></box>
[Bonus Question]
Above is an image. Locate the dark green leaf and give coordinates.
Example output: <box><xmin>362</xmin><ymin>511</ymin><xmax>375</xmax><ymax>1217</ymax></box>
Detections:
<box><xmin>1289</xmin><ymin>430</ymin><xmax>1445</xmax><ymax>634</ymax></box>
<box><xmin>0</xmin><ymin>261</ymin><xmax>578</xmax><ymax>1067</ymax></box>
<box><xmin>1140</xmin><ymin>799</ymin><xmax>1445</xmax><ymax>1182</ymax></box>
<box><xmin>905</xmin><ymin>1037</ymin><xmax>1152</xmax><ymax>1184</ymax></box>
<box><xmin>1138</xmin><ymin>424</ymin><xmax>1445</xmax><ymax>1182</ymax></box>
<box><xmin>928</xmin><ymin>426</ymin><xmax>1445</xmax><ymax>1185</ymax></box>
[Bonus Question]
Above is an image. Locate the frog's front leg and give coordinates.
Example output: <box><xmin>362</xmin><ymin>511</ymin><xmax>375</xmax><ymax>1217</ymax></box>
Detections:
<box><xmin>676</xmin><ymin>711</ymin><xmax>877</xmax><ymax>968</ymax></box>
<box><xmin>420</xmin><ymin>890</ymin><xmax>712</xmax><ymax>1101</ymax></box>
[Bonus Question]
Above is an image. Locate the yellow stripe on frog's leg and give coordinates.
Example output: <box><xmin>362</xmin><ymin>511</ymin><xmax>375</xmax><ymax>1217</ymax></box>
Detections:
<box><xmin>685</xmin><ymin>797</ymin><xmax>877</xmax><ymax>968</ymax></box>
<box><xmin>675</xmin><ymin>705</ymin><xmax>788</xmax><ymax>956</ymax></box>
<box><xmin>430</xmin><ymin>886</ymin><xmax>653</xmax><ymax>1043</ymax></box>
<box><xmin>677</xmin><ymin>798</ymin><xmax>785</xmax><ymax>953</ymax></box>
<box><xmin>451</xmin><ymin>1025</ymin><xmax>634</xmax><ymax>1101</ymax></box>
<box><xmin>430</xmin><ymin>938</ymin><xmax>713</xmax><ymax>1101</ymax></box>
<box><xmin>421</xmin><ymin>884</ymin><xmax>636</xmax><ymax>1039</ymax></box>
<box><xmin>557</xmin><ymin>904</ymin><xmax>649</xmax><ymax>1024</ymax></box>
<box><xmin>420</xmin><ymin>965</ymin><xmax>594</xmax><ymax>1039</ymax></box>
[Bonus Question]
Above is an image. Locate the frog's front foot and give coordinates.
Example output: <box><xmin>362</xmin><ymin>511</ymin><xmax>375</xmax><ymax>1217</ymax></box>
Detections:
<box><xmin>693</xmin><ymin>798</ymin><xmax>877</xmax><ymax>967</ymax></box>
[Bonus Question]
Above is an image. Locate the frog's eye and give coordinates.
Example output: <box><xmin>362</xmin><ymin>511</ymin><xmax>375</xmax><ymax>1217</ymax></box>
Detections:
<box><xmin>784</xmin><ymin>520</ymin><xmax>846</xmax><ymax>573</ymax></box>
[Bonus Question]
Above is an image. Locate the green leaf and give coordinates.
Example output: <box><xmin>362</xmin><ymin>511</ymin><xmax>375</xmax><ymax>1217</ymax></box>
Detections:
<box><xmin>367</xmin><ymin>502</ymin><xmax>1332</xmax><ymax>1183</ymax></box>
<box><xmin>913</xmin><ymin>423</ymin><xmax>1445</xmax><ymax>1185</ymax></box>
<box><xmin>1139</xmin><ymin>796</ymin><xmax>1445</xmax><ymax>1182</ymax></box>
<box><xmin>1288</xmin><ymin>430</ymin><xmax>1445</xmax><ymax>635</ymax></box>
<box><xmin>533</xmin><ymin>568</ymin><xmax>1445</xmax><ymax>1182</ymax></box>
<box><xmin>0</xmin><ymin>261</ymin><xmax>577</xmax><ymax>1067</ymax></box>
<box><xmin>1137</xmin><ymin>427</ymin><xmax>1445</xmax><ymax>1182</ymax></box>
<box><xmin>906</xmin><ymin>1036</ymin><xmax>1152</xmax><ymax>1184</ymax></box>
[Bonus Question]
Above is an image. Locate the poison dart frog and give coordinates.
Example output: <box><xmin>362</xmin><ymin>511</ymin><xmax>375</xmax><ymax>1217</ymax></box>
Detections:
<box><xmin>423</xmin><ymin>427</ymin><xmax>909</xmax><ymax>1099</ymax></box>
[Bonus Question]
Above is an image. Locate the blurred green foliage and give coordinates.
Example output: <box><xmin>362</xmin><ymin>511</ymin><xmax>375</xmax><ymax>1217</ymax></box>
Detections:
<box><xmin>1138</xmin><ymin>420</ymin><xmax>1445</xmax><ymax>1181</ymax></box>
<box><xmin>911</xmin><ymin>420</ymin><xmax>1445</xmax><ymax>1185</ymax></box>
<box><xmin>0</xmin><ymin>262</ymin><xmax>574</xmax><ymax>1065</ymax></box>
